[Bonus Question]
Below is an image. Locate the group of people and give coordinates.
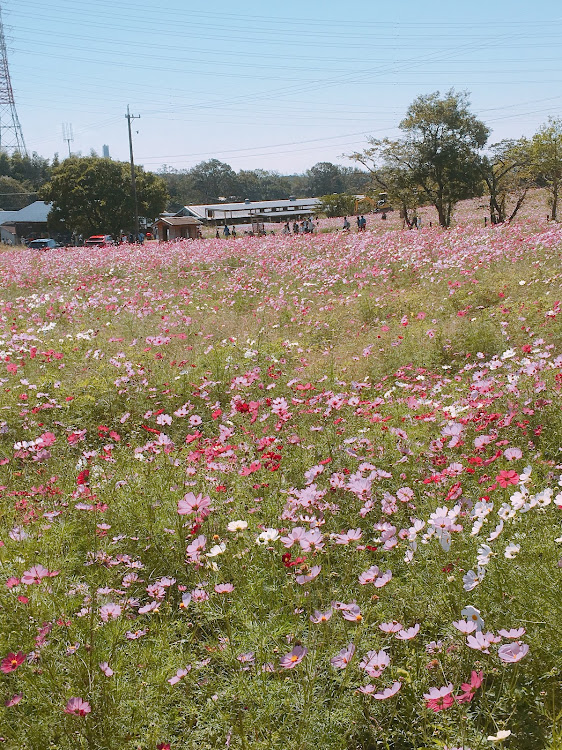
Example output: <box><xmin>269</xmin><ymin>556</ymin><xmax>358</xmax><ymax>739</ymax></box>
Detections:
<box><xmin>342</xmin><ymin>215</ymin><xmax>368</xmax><ymax>232</ymax></box>
<box><xmin>282</xmin><ymin>218</ymin><xmax>317</xmax><ymax>235</ymax></box>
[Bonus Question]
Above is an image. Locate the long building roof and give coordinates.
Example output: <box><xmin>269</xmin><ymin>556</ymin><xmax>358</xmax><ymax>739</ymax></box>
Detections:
<box><xmin>179</xmin><ymin>197</ymin><xmax>319</xmax><ymax>221</ymax></box>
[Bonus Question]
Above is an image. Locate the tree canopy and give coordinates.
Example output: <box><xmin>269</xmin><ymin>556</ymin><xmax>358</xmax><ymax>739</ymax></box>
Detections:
<box><xmin>40</xmin><ymin>157</ymin><xmax>168</xmax><ymax>237</ymax></box>
<box><xmin>531</xmin><ymin>118</ymin><xmax>562</xmax><ymax>221</ymax></box>
<box><xmin>351</xmin><ymin>90</ymin><xmax>489</xmax><ymax>227</ymax></box>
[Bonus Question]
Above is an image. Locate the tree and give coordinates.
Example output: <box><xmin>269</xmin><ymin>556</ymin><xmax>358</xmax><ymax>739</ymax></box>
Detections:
<box><xmin>351</xmin><ymin>90</ymin><xmax>489</xmax><ymax>227</ymax></box>
<box><xmin>317</xmin><ymin>193</ymin><xmax>357</xmax><ymax>218</ymax></box>
<box><xmin>531</xmin><ymin>118</ymin><xmax>562</xmax><ymax>221</ymax></box>
<box><xmin>350</xmin><ymin>139</ymin><xmax>421</xmax><ymax>228</ymax></box>
<box><xmin>0</xmin><ymin>175</ymin><xmax>36</xmax><ymax>210</ymax></box>
<box><xmin>305</xmin><ymin>162</ymin><xmax>345</xmax><ymax>196</ymax></box>
<box><xmin>480</xmin><ymin>139</ymin><xmax>533</xmax><ymax>224</ymax></box>
<box><xmin>235</xmin><ymin>170</ymin><xmax>290</xmax><ymax>201</ymax></box>
<box><xmin>188</xmin><ymin>159</ymin><xmax>237</xmax><ymax>203</ymax></box>
<box><xmin>40</xmin><ymin>156</ymin><xmax>168</xmax><ymax>237</ymax></box>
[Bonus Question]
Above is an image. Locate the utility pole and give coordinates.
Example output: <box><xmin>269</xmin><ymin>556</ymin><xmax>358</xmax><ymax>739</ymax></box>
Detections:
<box><xmin>62</xmin><ymin>123</ymin><xmax>73</xmax><ymax>158</ymax></box>
<box><xmin>126</xmin><ymin>105</ymin><xmax>140</xmax><ymax>239</ymax></box>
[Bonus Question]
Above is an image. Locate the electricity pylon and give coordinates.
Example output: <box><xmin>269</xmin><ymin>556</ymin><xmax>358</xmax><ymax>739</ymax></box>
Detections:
<box><xmin>0</xmin><ymin>4</ymin><xmax>26</xmax><ymax>155</ymax></box>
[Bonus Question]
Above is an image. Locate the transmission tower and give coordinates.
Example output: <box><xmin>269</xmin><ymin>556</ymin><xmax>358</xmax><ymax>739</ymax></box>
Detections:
<box><xmin>0</xmin><ymin>4</ymin><xmax>26</xmax><ymax>155</ymax></box>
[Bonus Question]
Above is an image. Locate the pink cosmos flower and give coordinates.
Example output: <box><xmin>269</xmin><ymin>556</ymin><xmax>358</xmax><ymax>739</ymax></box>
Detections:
<box><xmin>358</xmin><ymin>684</ymin><xmax>377</xmax><ymax>694</ymax></box>
<box><xmin>295</xmin><ymin>565</ymin><xmax>321</xmax><ymax>585</ymax></box>
<box><xmin>177</xmin><ymin>493</ymin><xmax>211</xmax><ymax>517</ymax></box>
<box><xmin>310</xmin><ymin>608</ymin><xmax>332</xmax><ymax>623</ymax></box>
<box><xmin>99</xmin><ymin>662</ymin><xmax>114</xmax><ymax>677</ymax></box>
<box><xmin>424</xmin><ymin>684</ymin><xmax>455</xmax><ymax>712</ymax></box>
<box><xmin>452</xmin><ymin>620</ymin><xmax>477</xmax><ymax>634</ymax></box>
<box><xmin>21</xmin><ymin>564</ymin><xmax>57</xmax><ymax>585</ymax></box>
<box><xmin>64</xmin><ymin>697</ymin><xmax>91</xmax><ymax>716</ymax></box>
<box><xmin>214</xmin><ymin>583</ymin><xmax>234</xmax><ymax>594</ymax></box>
<box><xmin>498</xmin><ymin>628</ymin><xmax>526</xmax><ymax>639</ymax></box>
<box><xmin>498</xmin><ymin>642</ymin><xmax>529</xmax><ymax>663</ymax></box>
<box><xmin>379</xmin><ymin>621</ymin><xmax>403</xmax><ymax>634</ymax></box>
<box><xmin>466</xmin><ymin>631</ymin><xmax>499</xmax><ymax>653</ymax></box>
<box><xmin>360</xmin><ymin>650</ymin><xmax>390</xmax><ymax>678</ymax></box>
<box><xmin>374</xmin><ymin>681</ymin><xmax>402</xmax><ymax>700</ymax></box>
<box><xmin>279</xmin><ymin>646</ymin><xmax>307</xmax><ymax>669</ymax></box>
<box><xmin>395</xmin><ymin>624</ymin><xmax>420</xmax><ymax>640</ymax></box>
<box><xmin>5</xmin><ymin>693</ymin><xmax>23</xmax><ymax>707</ymax></box>
<box><xmin>138</xmin><ymin>601</ymin><xmax>160</xmax><ymax>615</ymax></box>
<box><xmin>168</xmin><ymin>666</ymin><xmax>191</xmax><ymax>685</ymax></box>
<box><xmin>358</xmin><ymin>565</ymin><xmax>392</xmax><ymax>588</ymax></box>
<box><xmin>5</xmin><ymin>577</ymin><xmax>20</xmax><ymax>589</ymax></box>
<box><xmin>100</xmin><ymin>603</ymin><xmax>121</xmax><ymax>622</ymax></box>
<box><xmin>1</xmin><ymin>651</ymin><xmax>26</xmax><ymax>674</ymax></box>
<box><xmin>341</xmin><ymin>605</ymin><xmax>363</xmax><ymax>623</ymax></box>
<box><xmin>330</xmin><ymin>643</ymin><xmax>355</xmax><ymax>669</ymax></box>
<box><xmin>504</xmin><ymin>447</ymin><xmax>522</xmax><ymax>461</ymax></box>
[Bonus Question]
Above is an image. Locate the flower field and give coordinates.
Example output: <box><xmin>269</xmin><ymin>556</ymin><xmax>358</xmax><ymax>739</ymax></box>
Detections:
<box><xmin>1</xmin><ymin>217</ymin><xmax>562</xmax><ymax>750</ymax></box>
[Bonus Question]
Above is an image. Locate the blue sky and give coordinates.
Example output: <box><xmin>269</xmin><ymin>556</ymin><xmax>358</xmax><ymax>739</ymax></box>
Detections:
<box><xmin>4</xmin><ymin>0</ymin><xmax>562</xmax><ymax>173</ymax></box>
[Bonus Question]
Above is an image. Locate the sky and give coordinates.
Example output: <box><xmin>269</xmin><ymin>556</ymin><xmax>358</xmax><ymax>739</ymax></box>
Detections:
<box><xmin>3</xmin><ymin>0</ymin><xmax>562</xmax><ymax>174</ymax></box>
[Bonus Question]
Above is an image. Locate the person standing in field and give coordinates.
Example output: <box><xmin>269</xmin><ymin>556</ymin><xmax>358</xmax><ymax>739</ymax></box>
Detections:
<box><xmin>343</xmin><ymin>217</ymin><xmax>350</xmax><ymax>231</ymax></box>
<box><xmin>360</xmin><ymin>215</ymin><xmax>367</xmax><ymax>231</ymax></box>
<box><xmin>293</xmin><ymin>221</ymin><xmax>299</xmax><ymax>234</ymax></box>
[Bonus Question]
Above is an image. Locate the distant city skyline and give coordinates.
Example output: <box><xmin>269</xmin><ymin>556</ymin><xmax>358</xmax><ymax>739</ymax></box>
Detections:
<box><xmin>3</xmin><ymin>0</ymin><xmax>562</xmax><ymax>172</ymax></box>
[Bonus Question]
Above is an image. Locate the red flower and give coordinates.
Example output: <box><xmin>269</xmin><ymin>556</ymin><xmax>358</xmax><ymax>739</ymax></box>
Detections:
<box><xmin>1</xmin><ymin>651</ymin><xmax>26</xmax><ymax>673</ymax></box>
<box><xmin>496</xmin><ymin>470</ymin><xmax>519</xmax><ymax>488</ymax></box>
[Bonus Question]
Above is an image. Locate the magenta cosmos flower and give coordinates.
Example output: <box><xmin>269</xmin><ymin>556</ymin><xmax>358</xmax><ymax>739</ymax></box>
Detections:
<box><xmin>5</xmin><ymin>693</ymin><xmax>23</xmax><ymax>707</ymax></box>
<box><xmin>1</xmin><ymin>652</ymin><xmax>26</xmax><ymax>674</ymax></box>
<box><xmin>456</xmin><ymin>670</ymin><xmax>483</xmax><ymax>703</ymax></box>
<box><xmin>280</xmin><ymin>646</ymin><xmax>307</xmax><ymax>669</ymax></box>
<box><xmin>64</xmin><ymin>697</ymin><xmax>91</xmax><ymax>716</ymax></box>
<box><xmin>424</xmin><ymin>684</ymin><xmax>455</xmax><ymax>712</ymax></box>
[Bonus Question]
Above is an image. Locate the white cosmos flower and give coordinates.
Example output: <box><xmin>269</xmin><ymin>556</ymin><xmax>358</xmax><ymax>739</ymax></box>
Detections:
<box><xmin>206</xmin><ymin>543</ymin><xmax>226</xmax><ymax>558</ymax></box>
<box><xmin>227</xmin><ymin>520</ymin><xmax>248</xmax><ymax>532</ymax></box>
<box><xmin>256</xmin><ymin>528</ymin><xmax>280</xmax><ymax>545</ymax></box>
<box><xmin>487</xmin><ymin>729</ymin><xmax>512</xmax><ymax>742</ymax></box>
<box><xmin>504</xmin><ymin>543</ymin><xmax>520</xmax><ymax>559</ymax></box>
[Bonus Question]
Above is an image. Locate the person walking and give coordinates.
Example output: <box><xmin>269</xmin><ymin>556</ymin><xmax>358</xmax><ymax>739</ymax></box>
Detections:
<box><xmin>223</xmin><ymin>225</ymin><xmax>230</xmax><ymax>237</ymax></box>
<box><xmin>231</xmin><ymin>226</ymin><xmax>237</xmax><ymax>237</ymax></box>
<box><xmin>343</xmin><ymin>216</ymin><xmax>350</xmax><ymax>231</ymax></box>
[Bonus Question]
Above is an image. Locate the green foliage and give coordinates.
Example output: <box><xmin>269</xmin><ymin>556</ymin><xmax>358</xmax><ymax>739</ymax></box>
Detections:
<box><xmin>40</xmin><ymin>156</ymin><xmax>168</xmax><ymax>236</ymax></box>
<box><xmin>531</xmin><ymin>118</ymin><xmax>562</xmax><ymax>220</ymax></box>
<box><xmin>317</xmin><ymin>193</ymin><xmax>357</xmax><ymax>218</ymax></box>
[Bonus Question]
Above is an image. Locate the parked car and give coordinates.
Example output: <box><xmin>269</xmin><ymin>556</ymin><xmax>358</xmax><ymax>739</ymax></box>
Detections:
<box><xmin>85</xmin><ymin>235</ymin><xmax>114</xmax><ymax>246</ymax></box>
<box><xmin>28</xmin><ymin>238</ymin><xmax>60</xmax><ymax>250</ymax></box>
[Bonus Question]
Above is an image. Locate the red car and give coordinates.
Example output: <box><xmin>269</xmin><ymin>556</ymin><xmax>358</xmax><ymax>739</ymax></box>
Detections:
<box><xmin>85</xmin><ymin>235</ymin><xmax>114</xmax><ymax>246</ymax></box>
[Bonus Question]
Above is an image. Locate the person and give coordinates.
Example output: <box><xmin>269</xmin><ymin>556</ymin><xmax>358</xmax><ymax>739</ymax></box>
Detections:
<box><xmin>282</xmin><ymin>222</ymin><xmax>290</xmax><ymax>235</ymax></box>
<box><xmin>417</xmin><ymin>216</ymin><xmax>422</xmax><ymax>229</ymax></box>
<box><xmin>343</xmin><ymin>216</ymin><xmax>350</xmax><ymax>231</ymax></box>
<box><xmin>215</xmin><ymin>229</ymin><xmax>220</xmax><ymax>239</ymax></box>
<box><xmin>223</xmin><ymin>225</ymin><xmax>230</xmax><ymax>237</ymax></box>
<box><xmin>381</xmin><ymin>212</ymin><xmax>387</xmax><ymax>221</ymax></box>
<box><xmin>138</xmin><ymin>232</ymin><xmax>145</xmax><ymax>244</ymax></box>
<box><xmin>360</xmin><ymin>215</ymin><xmax>367</xmax><ymax>231</ymax></box>
<box><xmin>357</xmin><ymin>216</ymin><xmax>361</xmax><ymax>231</ymax></box>
<box><xmin>231</xmin><ymin>226</ymin><xmax>237</xmax><ymax>237</ymax></box>
<box><xmin>293</xmin><ymin>221</ymin><xmax>299</xmax><ymax>234</ymax></box>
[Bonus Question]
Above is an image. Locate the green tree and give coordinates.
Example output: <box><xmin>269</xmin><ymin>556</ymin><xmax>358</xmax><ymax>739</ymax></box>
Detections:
<box><xmin>0</xmin><ymin>175</ymin><xmax>36</xmax><ymax>210</ymax></box>
<box><xmin>235</xmin><ymin>169</ymin><xmax>290</xmax><ymax>201</ymax></box>
<box><xmin>481</xmin><ymin>138</ymin><xmax>533</xmax><ymax>224</ymax></box>
<box><xmin>351</xmin><ymin>90</ymin><xmax>489</xmax><ymax>227</ymax></box>
<box><xmin>305</xmin><ymin>162</ymin><xmax>345</xmax><ymax>196</ymax></box>
<box><xmin>40</xmin><ymin>156</ymin><xmax>168</xmax><ymax>237</ymax></box>
<box><xmin>317</xmin><ymin>193</ymin><xmax>357</xmax><ymax>218</ymax></box>
<box><xmin>531</xmin><ymin>118</ymin><xmax>562</xmax><ymax>220</ymax></box>
<box><xmin>188</xmin><ymin>159</ymin><xmax>238</xmax><ymax>203</ymax></box>
<box><xmin>350</xmin><ymin>139</ymin><xmax>421</xmax><ymax>228</ymax></box>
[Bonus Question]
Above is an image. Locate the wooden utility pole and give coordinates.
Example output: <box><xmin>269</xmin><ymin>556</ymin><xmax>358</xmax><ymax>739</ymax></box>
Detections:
<box><xmin>126</xmin><ymin>105</ymin><xmax>140</xmax><ymax>238</ymax></box>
